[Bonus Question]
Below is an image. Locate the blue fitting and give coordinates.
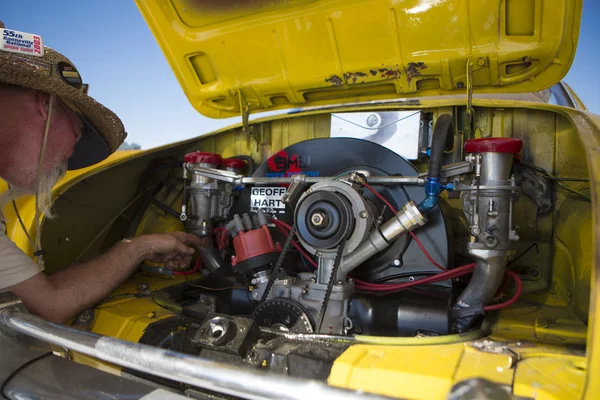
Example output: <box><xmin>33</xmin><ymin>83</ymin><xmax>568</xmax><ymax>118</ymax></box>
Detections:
<box><xmin>418</xmin><ymin>177</ymin><xmax>441</xmax><ymax>212</ymax></box>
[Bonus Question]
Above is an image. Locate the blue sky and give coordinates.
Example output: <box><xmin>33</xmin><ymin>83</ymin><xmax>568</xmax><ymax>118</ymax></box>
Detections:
<box><xmin>2</xmin><ymin>0</ymin><xmax>599</xmax><ymax>149</ymax></box>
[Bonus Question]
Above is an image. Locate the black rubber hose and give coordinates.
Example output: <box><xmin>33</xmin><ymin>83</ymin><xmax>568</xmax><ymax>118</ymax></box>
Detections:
<box><xmin>453</xmin><ymin>255</ymin><xmax>506</xmax><ymax>332</ymax></box>
<box><xmin>232</xmin><ymin>155</ymin><xmax>256</xmax><ymax>175</ymax></box>
<box><xmin>428</xmin><ymin>114</ymin><xmax>454</xmax><ymax>180</ymax></box>
<box><xmin>197</xmin><ymin>244</ymin><xmax>225</xmax><ymax>272</ymax></box>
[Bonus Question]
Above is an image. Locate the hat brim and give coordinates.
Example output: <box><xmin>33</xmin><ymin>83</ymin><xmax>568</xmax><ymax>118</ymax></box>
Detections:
<box><xmin>67</xmin><ymin>115</ymin><xmax>111</xmax><ymax>170</ymax></box>
<box><xmin>0</xmin><ymin>48</ymin><xmax>126</xmax><ymax>167</ymax></box>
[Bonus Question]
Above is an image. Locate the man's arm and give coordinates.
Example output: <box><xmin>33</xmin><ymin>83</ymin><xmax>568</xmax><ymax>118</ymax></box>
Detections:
<box><xmin>9</xmin><ymin>232</ymin><xmax>203</xmax><ymax>323</ymax></box>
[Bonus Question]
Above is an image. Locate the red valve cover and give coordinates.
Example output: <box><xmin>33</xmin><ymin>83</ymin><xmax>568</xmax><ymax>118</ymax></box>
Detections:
<box><xmin>464</xmin><ymin>138</ymin><xmax>523</xmax><ymax>154</ymax></box>
<box><xmin>223</xmin><ymin>158</ymin><xmax>247</xmax><ymax>170</ymax></box>
<box><xmin>184</xmin><ymin>152</ymin><xmax>223</xmax><ymax>165</ymax></box>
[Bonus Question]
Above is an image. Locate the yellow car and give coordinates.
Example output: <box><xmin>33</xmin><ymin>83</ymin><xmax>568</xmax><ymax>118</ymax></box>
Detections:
<box><xmin>1</xmin><ymin>1</ymin><xmax>598</xmax><ymax>399</ymax></box>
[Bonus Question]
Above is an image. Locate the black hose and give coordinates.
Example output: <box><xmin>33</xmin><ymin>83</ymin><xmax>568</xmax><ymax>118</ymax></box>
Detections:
<box><xmin>232</xmin><ymin>155</ymin><xmax>256</xmax><ymax>175</ymax></box>
<box><xmin>197</xmin><ymin>244</ymin><xmax>225</xmax><ymax>272</ymax></box>
<box><xmin>453</xmin><ymin>255</ymin><xmax>506</xmax><ymax>332</ymax></box>
<box><xmin>428</xmin><ymin>114</ymin><xmax>454</xmax><ymax>180</ymax></box>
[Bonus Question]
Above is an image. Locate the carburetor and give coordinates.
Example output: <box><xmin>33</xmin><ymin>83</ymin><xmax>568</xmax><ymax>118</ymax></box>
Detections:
<box><xmin>452</xmin><ymin>138</ymin><xmax>523</xmax><ymax>331</ymax></box>
<box><xmin>181</xmin><ymin>152</ymin><xmax>245</xmax><ymax>237</ymax></box>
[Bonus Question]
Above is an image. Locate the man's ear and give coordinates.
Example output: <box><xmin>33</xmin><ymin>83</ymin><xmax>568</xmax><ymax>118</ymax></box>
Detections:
<box><xmin>35</xmin><ymin>91</ymin><xmax>51</xmax><ymax>120</ymax></box>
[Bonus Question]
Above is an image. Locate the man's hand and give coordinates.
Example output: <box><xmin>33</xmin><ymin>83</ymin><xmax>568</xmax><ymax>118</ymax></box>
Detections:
<box><xmin>11</xmin><ymin>231</ymin><xmax>206</xmax><ymax>323</ymax></box>
<box><xmin>132</xmin><ymin>232</ymin><xmax>205</xmax><ymax>268</ymax></box>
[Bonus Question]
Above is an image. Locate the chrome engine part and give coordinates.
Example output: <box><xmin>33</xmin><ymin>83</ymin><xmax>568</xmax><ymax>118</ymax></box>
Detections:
<box><xmin>182</xmin><ymin>152</ymin><xmax>243</xmax><ymax>237</ymax></box>
<box><xmin>452</xmin><ymin>138</ymin><xmax>523</xmax><ymax>331</ymax></box>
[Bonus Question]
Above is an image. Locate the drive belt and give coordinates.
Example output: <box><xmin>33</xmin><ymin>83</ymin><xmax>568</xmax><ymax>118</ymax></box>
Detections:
<box><xmin>260</xmin><ymin>223</ymin><xmax>297</xmax><ymax>302</ymax></box>
<box><xmin>316</xmin><ymin>238</ymin><xmax>346</xmax><ymax>333</ymax></box>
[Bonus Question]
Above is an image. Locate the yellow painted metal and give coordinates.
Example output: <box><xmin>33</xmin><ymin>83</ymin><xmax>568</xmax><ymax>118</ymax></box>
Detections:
<box><xmin>513</xmin><ymin>358</ymin><xmax>586</xmax><ymax>400</ymax></box>
<box><xmin>329</xmin><ymin>336</ymin><xmax>589</xmax><ymax>399</ymax></box>
<box><xmin>329</xmin><ymin>341</ymin><xmax>587</xmax><ymax>399</ymax></box>
<box><xmin>66</xmin><ymin>273</ymin><xmax>198</xmax><ymax>374</ymax></box>
<box><xmin>0</xmin><ymin>150</ymin><xmax>141</xmax><ymax>256</ymax></box>
<box><xmin>135</xmin><ymin>0</ymin><xmax>582</xmax><ymax>118</ymax></box>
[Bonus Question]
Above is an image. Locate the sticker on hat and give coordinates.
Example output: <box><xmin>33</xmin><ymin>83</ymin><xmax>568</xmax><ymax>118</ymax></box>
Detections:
<box><xmin>1</xmin><ymin>29</ymin><xmax>44</xmax><ymax>57</ymax></box>
<box><xmin>10</xmin><ymin>54</ymin><xmax>51</xmax><ymax>75</ymax></box>
<box><xmin>57</xmin><ymin>61</ymin><xmax>82</xmax><ymax>88</ymax></box>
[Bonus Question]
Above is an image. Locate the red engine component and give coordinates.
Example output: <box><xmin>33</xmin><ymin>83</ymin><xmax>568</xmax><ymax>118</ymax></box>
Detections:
<box><xmin>184</xmin><ymin>151</ymin><xmax>223</xmax><ymax>166</ymax></box>
<box><xmin>464</xmin><ymin>138</ymin><xmax>523</xmax><ymax>154</ymax></box>
<box><xmin>231</xmin><ymin>226</ymin><xmax>282</xmax><ymax>271</ymax></box>
<box><xmin>223</xmin><ymin>158</ymin><xmax>247</xmax><ymax>172</ymax></box>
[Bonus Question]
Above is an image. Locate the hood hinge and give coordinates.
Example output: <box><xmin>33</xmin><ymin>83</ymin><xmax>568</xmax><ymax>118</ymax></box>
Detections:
<box><xmin>238</xmin><ymin>89</ymin><xmax>252</xmax><ymax>135</ymax></box>
<box><xmin>466</xmin><ymin>57</ymin><xmax>488</xmax><ymax>123</ymax></box>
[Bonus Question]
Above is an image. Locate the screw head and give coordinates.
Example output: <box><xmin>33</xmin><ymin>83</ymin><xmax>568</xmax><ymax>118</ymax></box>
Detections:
<box><xmin>359</xmin><ymin>211</ymin><xmax>368</xmax><ymax>218</ymax></box>
<box><xmin>408</xmin><ymin>276</ymin><xmax>415</xmax><ymax>282</ymax></box>
<box><xmin>252</xmin><ymin>291</ymin><xmax>259</xmax><ymax>299</ymax></box>
<box><xmin>366</xmin><ymin>114</ymin><xmax>379</xmax><ymax>126</ymax></box>
<box><xmin>393</xmin><ymin>259</ymin><xmax>401</xmax><ymax>266</ymax></box>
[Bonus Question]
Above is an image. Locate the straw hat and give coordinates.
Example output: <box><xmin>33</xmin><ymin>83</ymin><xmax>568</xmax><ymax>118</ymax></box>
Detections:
<box><xmin>0</xmin><ymin>25</ymin><xmax>126</xmax><ymax>170</ymax></box>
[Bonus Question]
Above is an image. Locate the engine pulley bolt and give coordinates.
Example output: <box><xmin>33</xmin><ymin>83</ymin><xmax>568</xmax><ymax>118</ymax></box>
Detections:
<box><xmin>359</xmin><ymin>211</ymin><xmax>368</xmax><ymax>219</ymax></box>
<box><xmin>393</xmin><ymin>259</ymin><xmax>401</xmax><ymax>266</ymax></box>
<box><xmin>311</xmin><ymin>212</ymin><xmax>325</xmax><ymax>227</ymax></box>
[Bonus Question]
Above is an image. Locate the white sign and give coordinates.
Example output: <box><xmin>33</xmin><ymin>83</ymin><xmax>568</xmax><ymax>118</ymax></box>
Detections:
<box><xmin>250</xmin><ymin>187</ymin><xmax>287</xmax><ymax>214</ymax></box>
<box><xmin>1</xmin><ymin>29</ymin><xmax>44</xmax><ymax>57</ymax></box>
<box><xmin>331</xmin><ymin>111</ymin><xmax>422</xmax><ymax>160</ymax></box>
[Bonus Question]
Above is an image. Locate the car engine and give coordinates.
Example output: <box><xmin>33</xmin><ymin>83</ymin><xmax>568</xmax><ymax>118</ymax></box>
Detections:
<box><xmin>137</xmin><ymin>113</ymin><xmax>523</xmax><ymax>376</ymax></box>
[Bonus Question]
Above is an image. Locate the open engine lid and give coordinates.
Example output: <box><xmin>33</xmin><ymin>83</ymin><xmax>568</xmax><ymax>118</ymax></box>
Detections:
<box><xmin>136</xmin><ymin>0</ymin><xmax>583</xmax><ymax>119</ymax></box>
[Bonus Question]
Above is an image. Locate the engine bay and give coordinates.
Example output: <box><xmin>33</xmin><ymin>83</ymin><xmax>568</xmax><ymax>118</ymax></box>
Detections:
<box><xmin>34</xmin><ymin>106</ymin><xmax>592</xmax><ymax>395</ymax></box>
<box><xmin>95</xmin><ymin>113</ymin><xmax>528</xmax><ymax>377</ymax></box>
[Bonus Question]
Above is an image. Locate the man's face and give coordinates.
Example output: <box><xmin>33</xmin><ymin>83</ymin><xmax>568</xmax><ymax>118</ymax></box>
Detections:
<box><xmin>43</xmin><ymin>97</ymin><xmax>83</xmax><ymax>172</ymax></box>
<box><xmin>4</xmin><ymin>90</ymin><xmax>83</xmax><ymax>213</ymax></box>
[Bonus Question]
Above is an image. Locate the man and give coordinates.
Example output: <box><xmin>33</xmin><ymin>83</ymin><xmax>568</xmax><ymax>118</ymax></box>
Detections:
<box><xmin>0</xmin><ymin>23</ymin><xmax>204</xmax><ymax>323</ymax></box>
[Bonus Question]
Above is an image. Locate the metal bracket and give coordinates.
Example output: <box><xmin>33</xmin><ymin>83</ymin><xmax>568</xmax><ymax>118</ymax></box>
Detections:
<box><xmin>466</xmin><ymin>58</ymin><xmax>487</xmax><ymax>123</ymax></box>
<box><xmin>466</xmin><ymin>60</ymin><xmax>474</xmax><ymax>122</ymax></box>
<box><xmin>238</xmin><ymin>89</ymin><xmax>251</xmax><ymax>134</ymax></box>
<box><xmin>238</xmin><ymin>89</ymin><xmax>259</xmax><ymax>151</ymax></box>
<box><xmin>282</xmin><ymin>174</ymin><xmax>307</xmax><ymax>205</ymax></box>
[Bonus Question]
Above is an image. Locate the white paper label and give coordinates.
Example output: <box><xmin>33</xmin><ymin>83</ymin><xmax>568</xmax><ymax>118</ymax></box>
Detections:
<box><xmin>1</xmin><ymin>29</ymin><xmax>44</xmax><ymax>57</ymax></box>
<box><xmin>250</xmin><ymin>186</ymin><xmax>287</xmax><ymax>214</ymax></box>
